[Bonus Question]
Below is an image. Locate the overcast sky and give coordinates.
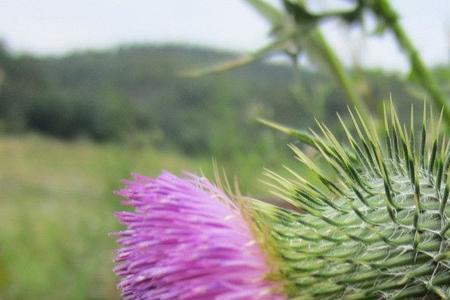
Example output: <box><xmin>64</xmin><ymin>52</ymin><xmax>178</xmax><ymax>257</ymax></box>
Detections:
<box><xmin>0</xmin><ymin>0</ymin><xmax>449</xmax><ymax>70</ymax></box>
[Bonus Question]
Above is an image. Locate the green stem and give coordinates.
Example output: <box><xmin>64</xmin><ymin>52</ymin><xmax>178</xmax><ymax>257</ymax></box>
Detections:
<box><xmin>371</xmin><ymin>0</ymin><xmax>450</xmax><ymax>125</ymax></box>
<box><xmin>281</xmin><ymin>0</ymin><xmax>372</xmax><ymax>121</ymax></box>
<box><xmin>311</xmin><ymin>30</ymin><xmax>372</xmax><ymax>122</ymax></box>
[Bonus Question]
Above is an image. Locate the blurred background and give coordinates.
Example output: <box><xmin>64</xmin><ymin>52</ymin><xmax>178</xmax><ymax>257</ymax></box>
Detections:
<box><xmin>0</xmin><ymin>0</ymin><xmax>449</xmax><ymax>299</ymax></box>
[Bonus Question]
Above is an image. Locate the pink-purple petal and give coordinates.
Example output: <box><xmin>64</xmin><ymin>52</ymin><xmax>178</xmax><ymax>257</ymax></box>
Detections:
<box><xmin>114</xmin><ymin>171</ymin><xmax>284</xmax><ymax>300</ymax></box>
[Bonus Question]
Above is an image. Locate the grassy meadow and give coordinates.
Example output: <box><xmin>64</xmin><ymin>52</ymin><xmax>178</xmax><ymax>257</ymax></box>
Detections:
<box><xmin>0</xmin><ymin>134</ymin><xmax>295</xmax><ymax>299</ymax></box>
<box><xmin>0</xmin><ymin>134</ymin><xmax>207</xmax><ymax>299</ymax></box>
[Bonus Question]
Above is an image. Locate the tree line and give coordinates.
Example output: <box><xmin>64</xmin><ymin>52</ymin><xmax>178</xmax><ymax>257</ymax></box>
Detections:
<box><xmin>1</xmin><ymin>42</ymin><xmax>446</xmax><ymax>158</ymax></box>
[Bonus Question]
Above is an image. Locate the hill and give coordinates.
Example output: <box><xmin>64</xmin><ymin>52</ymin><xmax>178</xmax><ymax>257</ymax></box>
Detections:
<box><xmin>0</xmin><ymin>42</ymin><xmax>433</xmax><ymax>159</ymax></box>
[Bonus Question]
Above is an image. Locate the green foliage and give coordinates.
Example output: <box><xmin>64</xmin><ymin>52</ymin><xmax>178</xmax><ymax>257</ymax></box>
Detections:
<box><xmin>0</xmin><ymin>44</ymin><xmax>48</xmax><ymax>131</ymax></box>
<box><xmin>1</xmin><ymin>42</ymin><xmax>437</xmax><ymax>156</ymax></box>
<box><xmin>253</xmin><ymin>104</ymin><xmax>450</xmax><ymax>299</ymax></box>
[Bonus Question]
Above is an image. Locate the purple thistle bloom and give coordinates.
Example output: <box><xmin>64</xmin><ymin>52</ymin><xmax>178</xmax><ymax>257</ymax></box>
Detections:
<box><xmin>114</xmin><ymin>171</ymin><xmax>284</xmax><ymax>300</ymax></box>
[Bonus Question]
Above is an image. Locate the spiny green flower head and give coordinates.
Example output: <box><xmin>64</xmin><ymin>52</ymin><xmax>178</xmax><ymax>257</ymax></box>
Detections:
<box><xmin>253</xmin><ymin>104</ymin><xmax>450</xmax><ymax>299</ymax></box>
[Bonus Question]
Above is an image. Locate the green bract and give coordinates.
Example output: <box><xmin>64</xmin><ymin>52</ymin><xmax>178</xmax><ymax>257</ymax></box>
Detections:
<box><xmin>253</xmin><ymin>104</ymin><xmax>450</xmax><ymax>299</ymax></box>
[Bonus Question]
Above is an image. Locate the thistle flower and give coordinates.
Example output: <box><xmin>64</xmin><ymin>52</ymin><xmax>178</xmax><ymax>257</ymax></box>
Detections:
<box><xmin>114</xmin><ymin>171</ymin><xmax>283</xmax><ymax>300</ymax></box>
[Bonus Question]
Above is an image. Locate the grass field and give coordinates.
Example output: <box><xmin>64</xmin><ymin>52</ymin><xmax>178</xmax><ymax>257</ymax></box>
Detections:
<box><xmin>0</xmin><ymin>134</ymin><xmax>290</xmax><ymax>299</ymax></box>
<box><xmin>0</xmin><ymin>134</ymin><xmax>215</xmax><ymax>299</ymax></box>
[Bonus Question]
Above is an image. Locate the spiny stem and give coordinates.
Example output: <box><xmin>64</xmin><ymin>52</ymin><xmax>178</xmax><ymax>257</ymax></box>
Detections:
<box><xmin>309</xmin><ymin>29</ymin><xmax>372</xmax><ymax>123</ymax></box>
<box><xmin>370</xmin><ymin>0</ymin><xmax>450</xmax><ymax>125</ymax></box>
<box><xmin>249</xmin><ymin>0</ymin><xmax>373</xmax><ymax>122</ymax></box>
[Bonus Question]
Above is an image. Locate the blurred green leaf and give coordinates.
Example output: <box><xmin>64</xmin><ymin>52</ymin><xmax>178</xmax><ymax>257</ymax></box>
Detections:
<box><xmin>257</xmin><ymin>117</ymin><xmax>319</xmax><ymax>148</ymax></box>
<box><xmin>181</xmin><ymin>29</ymin><xmax>296</xmax><ymax>77</ymax></box>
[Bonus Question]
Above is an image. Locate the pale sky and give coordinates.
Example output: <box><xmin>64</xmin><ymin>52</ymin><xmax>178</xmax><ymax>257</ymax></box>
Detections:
<box><xmin>0</xmin><ymin>0</ymin><xmax>449</xmax><ymax>70</ymax></box>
